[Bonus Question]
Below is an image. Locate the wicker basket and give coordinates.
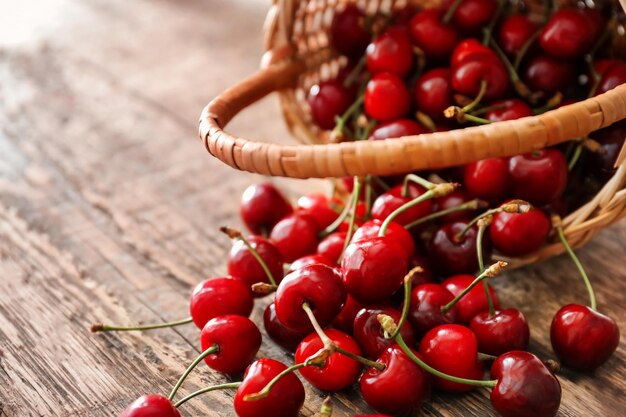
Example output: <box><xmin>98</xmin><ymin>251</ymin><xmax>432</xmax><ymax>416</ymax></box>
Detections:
<box><xmin>200</xmin><ymin>0</ymin><xmax>626</xmax><ymax>267</ymax></box>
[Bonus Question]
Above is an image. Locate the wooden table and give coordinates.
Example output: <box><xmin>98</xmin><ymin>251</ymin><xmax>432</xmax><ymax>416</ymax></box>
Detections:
<box><xmin>0</xmin><ymin>1</ymin><xmax>624</xmax><ymax>416</ymax></box>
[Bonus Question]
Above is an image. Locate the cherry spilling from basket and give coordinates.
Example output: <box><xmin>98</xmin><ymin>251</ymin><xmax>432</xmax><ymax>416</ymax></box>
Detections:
<box><xmin>95</xmin><ymin>1</ymin><xmax>624</xmax><ymax>417</ymax></box>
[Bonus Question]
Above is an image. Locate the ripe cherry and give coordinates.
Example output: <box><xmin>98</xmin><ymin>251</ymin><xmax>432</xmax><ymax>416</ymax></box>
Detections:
<box><xmin>360</xmin><ymin>345</ymin><xmax>431</xmax><ymax>415</ymax></box>
<box><xmin>368</xmin><ymin>119</ymin><xmax>428</xmax><ymax>140</ymax></box>
<box><xmin>227</xmin><ymin>235</ymin><xmax>283</xmax><ymax>289</ymax></box>
<box><xmin>508</xmin><ymin>149</ymin><xmax>568</xmax><ymax>205</ymax></box>
<box><xmin>316</xmin><ymin>232</ymin><xmax>346</xmax><ymax>264</ymax></box>
<box><xmin>470</xmin><ymin>309</ymin><xmax>530</xmax><ymax>356</ymax></box>
<box><xmin>427</xmin><ymin>221</ymin><xmax>487</xmax><ymax>276</ymax></box>
<box><xmin>443</xmin><ymin>0</ymin><xmax>497</xmax><ymax>34</ymax></box>
<box><xmin>352</xmin><ymin>219</ymin><xmax>415</xmax><ymax>258</ymax></box>
<box><xmin>372</xmin><ymin>184</ymin><xmax>433</xmax><ymax>227</ymax></box>
<box><xmin>588</xmin><ymin>121</ymin><xmax>626</xmax><ymax>180</ymax></box>
<box><xmin>464</xmin><ymin>158</ymin><xmax>511</xmax><ymax>202</ymax></box>
<box><xmin>200</xmin><ymin>315</ymin><xmax>262</xmax><ymax>374</ymax></box>
<box><xmin>287</xmin><ymin>254</ymin><xmax>335</xmax><ymax>274</ymax></box>
<box><xmin>451</xmin><ymin>38</ymin><xmax>495</xmax><ymax>68</ymax></box>
<box><xmin>442</xmin><ymin>274</ymin><xmax>500</xmax><ymax>325</ymax></box>
<box><xmin>269</xmin><ymin>213</ymin><xmax>320</xmax><ymax>263</ymax></box>
<box><xmin>452</xmin><ymin>54</ymin><xmax>510</xmax><ymax>101</ymax></box>
<box><xmin>523</xmin><ymin>54</ymin><xmax>577</xmax><ymax>95</ymax></box>
<box><xmin>407</xmin><ymin>283</ymin><xmax>458</xmax><ymax>336</ymax></box>
<box><xmin>120</xmin><ymin>395</ymin><xmax>180</xmax><ymax>417</ymax></box>
<box><xmin>240</xmin><ymin>183</ymin><xmax>292</xmax><ymax>235</ymax></box>
<box><xmin>490</xmin><ymin>207</ymin><xmax>550</xmax><ymax>256</ymax></box>
<box><xmin>364</xmin><ymin>72</ymin><xmax>411</xmax><ymax>121</ymax></box>
<box><xmin>308</xmin><ymin>80</ymin><xmax>354</xmax><ymax>130</ymax></box>
<box><xmin>329</xmin><ymin>4</ymin><xmax>371</xmax><ymax>59</ymax></box>
<box><xmin>234</xmin><ymin>359</ymin><xmax>305</xmax><ymax>417</ymax></box>
<box><xmin>297</xmin><ymin>193</ymin><xmax>342</xmax><ymax>229</ymax></box>
<box><xmin>189</xmin><ymin>276</ymin><xmax>253</xmax><ymax>329</ymax></box>
<box><xmin>539</xmin><ymin>7</ymin><xmax>602</xmax><ymax>59</ymax></box>
<box><xmin>498</xmin><ymin>14</ymin><xmax>539</xmax><ymax>58</ymax></box>
<box><xmin>410</xmin><ymin>8</ymin><xmax>458</xmax><ymax>61</ymax></box>
<box><xmin>485</xmin><ymin>99</ymin><xmax>533</xmax><ymax>122</ymax></box>
<box><xmin>594</xmin><ymin>59</ymin><xmax>626</xmax><ymax>96</ymax></box>
<box><xmin>332</xmin><ymin>294</ymin><xmax>364</xmax><ymax>334</ymax></box>
<box><xmin>353</xmin><ymin>305</ymin><xmax>417</xmax><ymax>359</ymax></box>
<box><xmin>414</xmin><ymin>68</ymin><xmax>453</xmax><ymax>120</ymax></box>
<box><xmin>366</xmin><ymin>26</ymin><xmax>414</xmax><ymax>77</ymax></box>
<box><xmin>432</xmin><ymin>190</ymin><xmax>476</xmax><ymax>223</ymax></box>
<box><xmin>263</xmin><ymin>303</ymin><xmax>308</xmax><ymax>352</ymax></box>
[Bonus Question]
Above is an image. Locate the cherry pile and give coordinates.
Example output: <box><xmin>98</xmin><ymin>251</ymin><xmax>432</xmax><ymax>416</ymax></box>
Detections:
<box><xmin>93</xmin><ymin>1</ymin><xmax>625</xmax><ymax>417</ymax></box>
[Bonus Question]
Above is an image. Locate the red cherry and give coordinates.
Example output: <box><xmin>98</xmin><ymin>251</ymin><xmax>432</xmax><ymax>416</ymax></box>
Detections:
<box><xmin>274</xmin><ymin>264</ymin><xmax>346</xmax><ymax>333</ymax></box>
<box><xmin>523</xmin><ymin>54</ymin><xmax>577</xmax><ymax>95</ymax></box>
<box><xmin>451</xmin><ymin>38</ymin><xmax>495</xmax><ymax>68</ymax></box>
<box><xmin>485</xmin><ymin>99</ymin><xmax>533</xmax><ymax>122</ymax></box>
<box><xmin>539</xmin><ymin>7</ymin><xmax>603</xmax><ymax>59</ymax></box>
<box><xmin>594</xmin><ymin>59</ymin><xmax>626</xmax><ymax>95</ymax></box>
<box><xmin>419</xmin><ymin>324</ymin><xmax>484</xmax><ymax>392</ymax></box>
<box><xmin>360</xmin><ymin>345</ymin><xmax>431</xmax><ymax>415</ymax></box>
<box><xmin>490</xmin><ymin>351</ymin><xmax>561</xmax><ymax>417</ymax></box>
<box><xmin>470</xmin><ymin>309</ymin><xmax>530</xmax><ymax>356</ymax></box>
<box><xmin>120</xmin><ymin>395</ymin><xmax>181</xmax><ymax>417</ymax></box>
<box><xmin>490</xmin><ymin>207</ymin><xmax>550</xmax><ymax>256</ymax></box>
<box><xmin>287</xmin><ymin>254</ymin><xmax>335</xmax><ymax>274</ymax></box>
<box><xmin>452</xmin><ymin>54</ymin><xmax>510</xmax><ymax>101</ymax></box>
<box><xmin>414</xmin><ymin>68</ymin><xmax>453</xmax><ymax>119</ymax></box>
<box><xmin>263</xmin><ymin>303</ymin><xmax>308</xmax><ymax>352</ymax></box>
<box><xmin>332</xmin><ymin>294</ymin><xmax>364</xmax><ymax>334</ymax></box>
<box><xmin>368</xmin><ymin>119</ymin><xmax>428</xmax><ymax>140</ymax></box>
<box><xmin>407</xmin><ymin>283</ymin><xmax>458</xmax><ymax>336</ymax></box>
<box><xmin>364</xmin><ymin>72</ymin><xmax>411</xmax><ymax>121</ymax></box>
<box><xmin>342</xmin><ymin>236</ymin><xmax>409</xmax><ymax>304</ymax></box>
<box><xmin>392</xmin><ymin>5</ymin><xmax>420</xmax><ymax>27</ymax></box>
<box><xmin>442</xmin><ymin>274</ymin><xmax>500</xmax><ymax>325</ymax></box>
<box><xmin>550</xmin><ymin>304</ymin><xmax>620</xmax><ymax>371</ymax></box>
<box><xmin>366</xmin><ymin>26</ymin><xmax>414</xmax><ymax>77</ymax></box>
<box><xmin>329</xmin><ymin>4</ymin><xmax>371</xmax><ymax>59</ymax></box>
<box><xmin>498</xmin><ymin>14</ymin><xmax>539</xmax><ymax>58</ymax></box>
<box><xmin>371</xmin><ymin>184</ymin><xmax>433</xmax><ymax>226</ymax></box>
<box><xmin>588</xmin><ymin>120</ymin><xmax>626</xmax><ymax>180</ymax></box>
<box><xmin>464</xmin><ymin>158</ymin><xmax>511</xmax><ymax>202</ymax></box>
<box><xmin>316</xmin><ymin>232</ymin><xmax>347</xmax><ymax>264</ymax></box>
<box><xmin>352</xmin><ymin>219</ymin><xmax>415</xmax><ymax>258</ymax></box>
<box><xmin>200</xmin><ymin>315</ymin><xmax>261</xmax><ymax>374</ymax></box>
<box><xmin>240</xmin><ymin>183</ymin><xmax>292</xmax><ymax>235</ymax></box>
<box><xmin>443</xmin><ymin>0</ymin><xmax>497</xmax><ymax>33</ymax></box>
<box><xmin>189</xmin><ymin>276</ymin><xmax>253</xmax><ymax>329</ymax></box>
<box><xmin>508</xmin><ymin>149</ymin><xmax>568</xmax><ymax>205</ymax></box>
<box><xmin>227</xmin><ymin>235</ymin><xmax>283</xmax><ymax>289</ymax></box>
<box><xmin>410</xmin><ymin>8</ymin><xmax>458</xmax><ymax>61</ymax></box>
<box><xmin>353</xmin><ymin>306</ymin><xmax>417</xmax><ymax>359</ymax></box>
<box><xmin>295</xmin><ymin>329</ymin><xmax>362</xmax><ymax>391</ymax></box>
<box><xmin>427</xmin><ymin>221</ymin><xmax>487</xmax><ymax>276</ymax></box>
<box><xmin>433</xmin><ymin>189</ymin><xmax>476</xmax><ymax>222</ymax></box>
<box><xmin>234</xmin><ymin>359</ymin><xmax>305</xmax><ymax>417</ymax></box>
<box><xmin>297</xmin><ymin>193</ymin><xmax>342</xmax><ymax>229</ymax></box>
<box><xmin>308</xmin><ymin>80</ymin><xmax>354</xmax><ymax>130</ymax></box>
<box><xmin>269</xmin><ymin>213</ymin><xmax>320</xmax><ymax>263</ymax></box>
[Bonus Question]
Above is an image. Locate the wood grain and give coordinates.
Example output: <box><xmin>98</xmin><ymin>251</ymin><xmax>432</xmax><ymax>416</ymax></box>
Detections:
<box><xmin>0</xmin><ymin>1</ymin><xmax>624</xmax><ymax>416</ymax></box>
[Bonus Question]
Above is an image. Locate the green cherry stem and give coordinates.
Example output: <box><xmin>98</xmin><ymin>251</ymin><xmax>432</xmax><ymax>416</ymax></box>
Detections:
<box><xmin>586</xmin><ymin>21</ymin><xmax>613</xmax><ymax>98</ymax></box>
<box><xmin>405</xmin><ymin>199</ymin><xmax>487</xmax><ymax>230</ymax></box>
<box><xmin>333</xmin><ymin>89</ymin><xmax>366</xmax><ymax>139</ymax></box>
<box><xmin>489</xmin><ymin>38</ymin><xmax>538</xmax><ymax>103</ymax></box>
<box><xmin>568</xmin><ymin>142</ymin><xmax>584</xmax><ymax>170</ymax></box>
<box><xmin>320</xmin><ymin>396</ymin><xmax>333</xmax><ymax>417</ymax></box>
<box><xmin>388</xmin><ymin>268</ymin><xmax>421</xmax><ymax>339</ymax></box>
<box><xmin>477</xmin><ymin>352</ymin><xmax>498</xmax><ymax>361</ymax></box>
<box><xmin>90</xmin><ymin>317</ymin><xmax>193</xmax><ymax>333</ymax></box>
<box><xmin>444</xmin><ymin>81</ymin><xmax>489</xmax><ymax>123</ymax></box>
<box><xmin>371</xmin><ymin>175</ymin><xmax>391</xmax><ymax>192</ymax></box>
<box><xmin>442</xmin><ymin>0</ymin><xmax>464</xmax><ymax>24</ymax></box>
<box><xmin>220</xmin><ymin>226</ymin><xmax>277</xmax><ymax>287</ymax></box>
<box><xmin>343</xmin><ymin>56</ymin><xmax>366</xmax><ymax>88</ymax></box>
<box><xmin>441</xmin><ymin>261</ymin><xmax>508</xmax><ymax>314</ymax></box>
<box><xmin>320</xmin><ymin>188</ymin><xmax>357</xmax><ymax>238</ymax></box>
<box><xmin>364</xmin><ymin>175</ymin><xmax>373</xmax><ymax>219</ymax></box>
<box><xmin>340</xmin><ymin>177</ymin><xmax>363</xmax><ymax>260</ymax></box>
<box><xmin>169</xmin><ymin>344</ymin><xmax>219</xmax><ymax>401</ymax></box>
<box><xmin>476</xmin><ymin>218</ymin><xmax>496</xmax><ymax>316</ymax></box>
<box><xmin>482</xmin><ymin>0</ymin><xmax>505</xmax><ymax>46</ymax></box>
<box><xmin>513</xmin><ymin>31</ymin><xmax>540</xmax><ymax>71</ymax></box>
<box><xmin>455</xmin><ymin>200</ymin><xmax>531</xmax><ymax>241</ymax></box>
<box><xmin>402</xmin><ymin>173</ymin><xmax>436</xmax><ymax>196</ymax></box>
<box><xmin>552</xmin><ymin>216</ymin><xmax>597</xmax><ymax>310</ymax></box>
<box><xmin>244</xmin><ymin>363</ymin><xmax>310</xmax><ymax>401</ymax></box>
<box><xmin>173</xmin><ymin>382</ymin><xmax>241</xmax><ymax>408</ymax></box>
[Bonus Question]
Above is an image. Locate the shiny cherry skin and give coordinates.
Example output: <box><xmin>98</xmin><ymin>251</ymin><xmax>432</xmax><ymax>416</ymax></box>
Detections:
<box><xmin>269</xmin><ymin>213</ymin><xmax>320</xmax><ymax>263</ymax></box>
<box><xmin>234</xmin><ymin>358</ymin><xmax>305</xmax><ymax>417</ymax></box>
<box><xmin>470</xmin><ymin>308</ymin><xmax>530</xmax><ymax>356</ymax></box>
<box><xmin>427</xmin><ymin>221</ymin><xmax>487</xmax><ymax>276</ymax></box>
<box><xmin>414</xmin><ymin>68</ymin><xmax>453</xmax><ymax>119</ymax></box>
<box><xmin>287</xmin><ymin>254</ymin><xmax>335</xmax><ymax>274</ymax></box>
<box><xmin>490</xmin><ymin>351</ymin><xmax>561</xmax><ymax>417</ymax></box>
<box><xmin>240</xmin><ymin>183</ymin><xmax>292</xmax><ymax>235</ymax></box>
<box><xmin>364</xmin><ymin>72</ymin><xmax>411</xmax><ymax>121</ymax></box>
<box><xmin>200</xmin><ymin>315</ymin><xmax>262</xmax><ymax>374</ymax></box>
<box><xmin>452</xmin><ymin>54</ymin><xmax>510</xmax><ymax>101</ymax></box>
<box><xmin>360</xmin><ymin>345</ymin><xmax>431</xmax><ymax>415</ymax></box>
<box><xmin>442</xmin><ymin>274</ymin><xmax>500</xmax><ymax>325</ymax></box>
<box><xmin>189</xmin><ymin>276</ymin><xmax>253</xmax><ymax>329</ymax></box>
<box><xmin>508</xmin><ymin>149</ymin><xmax>568</xmax><ymax>205</ymax></box>
<box><xmin>588</xmin><ymin>120</ymin><xmax>626</xmax><ymax>180</ymax></box>
<box><xmin>419</xmin><ymin>324</ymin><xmax>485</xmax><ymax>392</ymax></box>
<box><xmin>443</xmin><ymin>0</ymin><xmax>497</xmax><ymax>33</ymax></box>
<box><xmin>227</xmin><ymin>235</ymin><xmax>284</xmax><ymax>289</ymax></box>
<box><xmin>342</xmin><ymin>236</ymin><xmax>409</xmax><ymax>304</ymax></box>
<box><xmin>354</xmin><ymin>306</ymin><xmax>417</xmax><ymax>359</ymax></box>
<box><xmin>329</xmin><ymin>4</ymin><xmax>370</xmax><ymax>59</ymax></box>
<box><xmin>498</xmin><ymin>14</ymin><xmax>539</xmax><ymax>58</ymax></box>
<box><xmin>594</xmin><ymin>59</ymin><xmax>626</xmax><ymax>96</ymax></box>
<box><xmin>263</xmin><ymin>303</ymin><xmax>308</xmax><ymax>352</ymax></box>
<box><xmin>119</xmin><ymin>394</ymin><xmax>181</xmax><ymax>417</ymax></box>
<box><xmin>295</xmin><ymin>329</ymin><xmax>362</xmax><ymax>391</ymax></box>
<box><xmin>275</xmin><ymin>264</ymin><xmax>346</xmax><ymax>333</ymax></box>
<box><xmin>316</xmin><ymin>232</ymin><xmax>346</xmax><ymax>264</ymax></box>
<box><xmin>368</xmin><ymin>119</ymin><xmax>428</xmax><ymax>140</ymax></box>
<box><xmin>451</xmin><ymin>38</ymin><xmax>495</xmax><ymax>68</ymax></box>
<box><xmin>410</xmin><ymin>8</ymin><xmax>458</xmax><ymax>61</ymax></box>
<box><xmin>366</xmin><ymin>26</ymin><xmax>414</xmax><ymax>77</ymax></box>
<box><xmin>332</xmin><ymin>294</ymin><xmax>364</xmax><ymax>334</ymax></box>
<box><xmin>550</xmin><ymin>304</ymin><xmax>620</xmax><ymax>371</ymax></box>
<box><xmin>490</xmin><ymin>207</ymin><xmax>550</xmax><ymax>256</ymax></box>
<box><xmin>486</xmin><ymin>99</ymin><xmax>533</xmax><ymax>122</ymax></box>
<box><xmin>433</xmin><ymin>189</ymin><xmax>476</xmax><ymax>222</ymax></box>
<box><xmin>407</xmin><ymin>283</ymin><xmax>458</xmax><ymax>336</ymax></box>
<box><xmin>371</xmin><ymin>184</ymin><xmax>433</xmax><ymax>227</ymax></box>
<box><xmin>389</xmin><ymin>254</ymin><xmax>436</xmax><ymax>305</ymax></box>
<box><xmin>352</xmin><ymin>219</ymin><xmax>415</xmax><ymax>258</ymax></box>
<box><xmin>464</xmin><ymin>158</ymin><xmax>511</xmax><ymax>202</ymax></box>
<box><xmin>308</xmin><ymin>80</ymin><xmax>353</xmax><ymax>130</ymax></box>
<box><xmin>523</xmin><ymin>54</ymin><xmax>577</xmax><ymax>95</ymax></box>
<box><xmin>297</xmin><ymin>193</ymin><xmax>342</xmax><ymax>229</ymax></box>
<box><xmin>539</xmin><ymin>7</ymin><xmax>602</xmax><ymax>59</ymax></box>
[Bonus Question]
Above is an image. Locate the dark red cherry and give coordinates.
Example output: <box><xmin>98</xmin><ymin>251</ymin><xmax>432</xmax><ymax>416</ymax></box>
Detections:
<box><xmin>297</xmin><ymin>193</ymin><xmax>342</xmax><ymax>229</ymax></box>
<box><xmin>470</xmin><ymin>309</ymin><xmax>530</xmax><ymax>356</ymax></box>
<box><xmin>407</xmin><ymin>255</ymin><xmax>436</xmax><ymax>286</ymax></box>
<box><xmin>200</xmin><ymin>315</ymin><xmax>262</xmax><ymax>374</ymax></box>
<box><xmin>433</xmin><ymin>189</ymin><xmax>476</xmax><ymax>222</ymax></box>
<box><xmin>228</xmin><ymin>235</ymin><xmax>283</xmax><ymax>289</ymax></box>
<box><xmin>275</xmin><ymin>264</ymin><xmax>346</xmax><ymax>333</ymax></box>
<box><xmin>189</xmin><ymin>276</ymin><xmax>253</xmax><ymax>329</ymax></box>
<box><xmin>329</xmin><ymin>4</ymin><xmax>371</xmax><ymax>59</ymax></box>
<box><xmin>332</xmin><ymin>294</ymin><xmax>364</xmax><ymax>334</ymax></box>
<box><xmin>490</xmin><ymin>351</ymin><xmax>561</xmax><ymax>417</ymax></box>
<box><xmin>451</xmin><ymin>38</ymin><xmax>495</xmax><ymax>68</ymax></box>
<box><xmin>371</xmin><ymin>184</ymin><xmax>433</xmax><ymax>226</ymax></box>
<box><xmin>366</xmin><ymin>26</ymin><xmax>414</xmax><ymax>77</ymax></box>
<box><xmin>539</xmin><ymin>7</ymin><xmax>603</xmax><ymax>59</ymax></box>
<box><xmin>407</xmin><ymin>283</ymin><xmax>458</xmax><ymax>336</ymax></box>
<box><xmin>263</xmin><ymin>303</ymin><xmax>308</xmax><ymax>352</ymax></box>
<box><xmin>308</xmin><ymin>80</ymin><xmax>354</xmax><ymax>130</ymax></box>
<box><xmin>550</xmin><ymin>304</ymin><xmax>620</xmax><ymax>371</ymax></box>
<box><xmin>443</xmin><ymin>0</ymin><xmax>497</xmax><ymax>33</ymax></box>
<box><xmin>523</xmin><ymin>54</ymin><xmax>577</xmax><ymax>95</ymax></box>
<box><xmin>234</xmin><ymin>358</ymin><xmax>305</xmax><ymax>417</ymax></box>
<box><xmin>287</xmin><ymin>254</ymin><xmax>335</xmax><ymax>274</ymax></box>
<box><xmin>342</xmin><ymin>236</ymin><xmax>409</xmax><ymax>304</ymax></box>
<box><xmin>414</xmin><ymin>68</ymin><xmax>453</xmax><ymax>119</ymax></box>
<box><xmin>295</xmin><ymin>329</ymin><xmax>362</xmax><ymax>391</ymax></box>
<box><xmin>594</xmin><ymin>59</ymin><xmax>626</xmax><ymax>96</ymax></box>
<box><xmin>498</xmin><ymin>14</ymin><xmax>539</xmax><ymax>58</ymax></box>
<box><xmin>240</xmin><ymin>183</ymin><xmax>292</xmax><ymax>235</ymax></box>
<box><xmin>360</xmin><ymin>345</ymin><xmax>431</xmax><ymax>415</ymax></box>
<box><xmin>369</xmin><ymin>119</ymin><xmax>428</xmax><ymax>140</ymax></box>
<box><xmin>486</xmin><ymin>99</ymin><xmax>533</xmax><ymax>122</ymax></box>
<box><xmin>427</xmin><ymin>221</ymin><xmax>487</xmax><ymax>276</ymax></box>
<box><xmin>490</xmin><ymin>207</ymin><xmax>550</xmax><ymax>256</ymax></box>
<box><xmin>352</xmin><ymin>219</ymin><xmax>415</xmax><ymax>258</ymax></box>
<box><xmin>270</xmin><ymin>213</ymin><xmax>320</xmax><ymax>263</ymax></box>
<box><xmin>442</xmin><ymin>274</ymin><xmax>500</xmax><ymax>325</ymax></box>
<box><xmin>509</xmin><ymin>149</ymin><xmax>568</xmax><ymax>205</ymax></box>
<box><xmin>452</xmin><ymin>55</ymin><xmax>510</xmax><ymax>101</ymax></box>
<box><xmin>316</xmin><ymin>232</ymin><xmax>347</xmax><ymax>264</ymax></box>
<box><xmin>120</xmin><ymin>394</ymin><xmax>181</xmax><ymax>417</ymax></box>
<box><xmin>354</xmin><ymin>306</ymin><xmax>417</xmax><ymax>359</ymax></box>
<box><xmin>410</xmin><ymin>8</ymin><xmax>459</xmax><ymax>61</ymax></box>
<box><xmin>364</xmin><ymin>72</ymin><xmax>411</xmax><ymax>121</ymax></box>
<box><xmin>588</xmin><ymin>121</ymin><xmax>626</xmax><ymax>180</ymax></box>
<box><xmin>419</xmin><ymin>324</ymin><xmax>484</xmax><ymax>392</ymax></box>
<box><xmin>464</xmin><ymin>158</ymin><xmax>511</xmax><ymax>202</ymax></box>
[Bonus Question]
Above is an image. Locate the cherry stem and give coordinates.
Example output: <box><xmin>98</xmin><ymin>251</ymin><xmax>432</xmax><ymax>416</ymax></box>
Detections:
<box><xmin>463</xmin><ymin>113</ymin><xmax>491</xmax><ymax>125</ymax></box>
<box><xmin>482</xmin><ymin>0</ymin><xmax>505</xmax><ymax>46</ymax></box>
<box><xmin>442</xmin><ymin>0</ymin><xmax>463</xmax><ymax>24</ymax></box>
<box><xmin>478</xmin><ymin>352</ymin><xmax>498</xmax><ymax>361</ymax></box>
<box><xmin>339</xmin><ymin>176</ymin><xmax>363</xmax><ymax>261</ymax></box>
<box><xmin>220</xmin><ymin>226</ymin><xmax>277</xmax><ymax>286</ymax></box>
<box><xmin>333</xmin><ymin>90</ymin><xmax>366</xmax><ymax>137</ymax></box>
<box><xmin>244</xmin><ymin>362</ymin><xmax>310</xmax><ymax>401</ymax></box>
<box><xmin>321</xmin><ymin>191</ymin><xmax>355</xmax><ymax>238</ymax></box>
<box><xmin>402</xmin><ymin>173</ymin><xmax>435</xmax><ymax>196</ymax></box>
<box><xmin>553</xmin><ymin>217</ymin><xmax>597</xmax><ymax>311</ymax></box>
<box><xmin>343</xmin><ymin>56</ymin><xmax>366</xmax><ymax>89</ymax></box>
<box><xmin>371</xmin><ymin>175</ymin><xmax>391</xmax><ymax>192</ymax></box>
<box><xmin>456</xmin><ymin>200</ymin><xmax>531</xmax><ymax>241</ymax></box>
<box><xmin>462</xmin><ymin>80</ymin><xmax>488</xmax><ymax>114</ymax></box>
<box><xmin>320</xmin><ymin>396</ymin><xmax>333</xmax><ymax>417</ymax></box>
<box><xmin>514</xmin><ymin>31</ymin><xmax>540</xmax><ymax>71</ymax></box>
<box><xmin>533</xmin><ymin>92</ymin><xmax>562</xmax><ymax>115</ymax></box>
<box><xmin>389</xmin><ymin>269</ymin><xmax>419</xmax><ymax>339</ymax></box>
<box><xmin>302</xmin><ymin>302</ymin><xmax>334</xmax><ymax>348</ymax></box>
<box><xmin>477</xmin><ymin>222</ymin><xmax>496</xmax><ymax>316</ymax></box>
<box><xmin>364</xmin><ymin>175</ymin><xmax>373</xmax><ymax>219</ymax></box>
<box><xmin>441</xmin><ymin>261</ymin><xmax>508</xmax><ymax>313</ymax></box>
<box><xmin>90</xmin><ymin>317</ymin><xmax>192</xmax><ymax>333</ymax></box>
<box><xmin>470</xmin><ymin>103</ymin><xmax>507</xmax><ymax>116</ymax></box>
<box><xmin>173</xmin><ymin>382</ymin><xmax>241</xmax><ymax>408</ymax></box>
<box><xmin>415</xmin><ymin>111</ymin><xmax>437</xmax><ymax>133</ymax></box>
<box><xmin>168</xmin><ymin>344</ymin><xmax>219</xmax><ymax>401</ymax></box>
<box><xmin>405</xmin><ymin>199</ymin><xmax>487</xmax><ymax>230</ymax></box>
<box><xmin>586</xmin><ymin>22</ymin><xmax>613</xmax><ymax>98</ymax></box>
<box><xmin>379</xmin><ymin>315</ymin><xmax>497</xmax><ymax>388</ymax></box>
<box><xmin>489</xmin><ymin>38</ymin><xmax>538</xmax><ymax>103</ymax></box>
<box><xmin>568</xmin><ymin>142</ymin><xmax>583</xmax><ymax>171</ymax></box>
